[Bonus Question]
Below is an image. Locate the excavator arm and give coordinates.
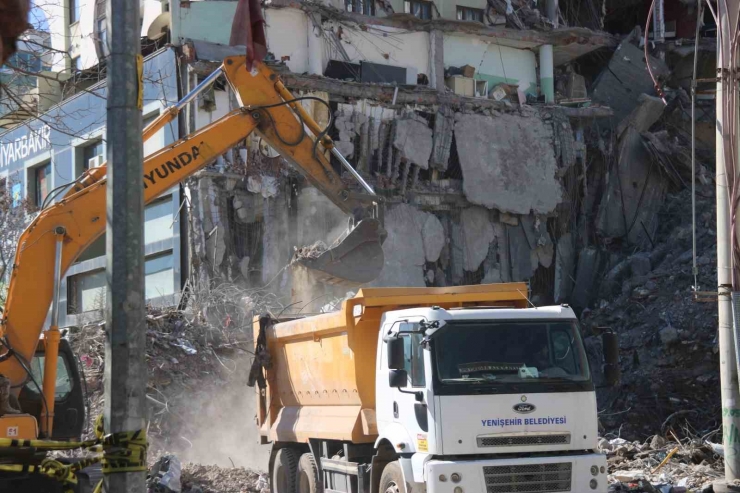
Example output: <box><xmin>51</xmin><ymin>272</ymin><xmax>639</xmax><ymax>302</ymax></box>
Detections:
<box><xmin>0</xmin><ymin>59</ymin><xmax>384</xmax><ymax>438</ymax></box>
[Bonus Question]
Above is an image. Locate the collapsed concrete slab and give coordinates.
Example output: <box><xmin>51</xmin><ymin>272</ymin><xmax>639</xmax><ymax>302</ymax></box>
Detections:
<box><xmin>370</xmin><ymin>203</ymin><xmax>427</xmax><ymax>287</ymax></box>
<box><xmin>393</xmin><ymin>118</ymin><xmax>433</xmax><ymax>169</ymax></box>
<box><xmin>460</xmin><ymin>207</ymin><xmax>495</xmax><ymax>272</ymax></box>
<box><xmin>591</xmin><ymin>41</ymin><xmax>670</xmax><ymax>126</ymax></box>
<box><xmin>455</xmin><ymin>113</ymin><xmax>562</xmax><ymax>214</ymax></box>
<box><xmin>422</xmin><ymin>213</ymin><xmax>445</xmax><ymax>263</ymax></box>
<box><xmin>596</xmin><ymin>95</ymin><xmax>668</xmax><ymax>246</ymax></box>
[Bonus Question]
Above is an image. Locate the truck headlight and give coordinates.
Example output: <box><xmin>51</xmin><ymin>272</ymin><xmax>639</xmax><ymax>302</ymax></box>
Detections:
<box><xmin>590</xmin><ymin>479</ymin><xmax>598</xmax><ymax>490</ymax></box>
<box><xmin>438</xmin><ymin>475</ymin><xmax>447</xmax><ymax>482</ymax></box>
<box><xmin>590</xmin><ymin>465</ymin><xmax>599</xmax><ymax>476</ymax></box>
<box><xmin>451</xmin><ymin>473</ymin><xmax>462</xmax><ymax>483</ymax></box>
<box><xmin>454</xmin><ymin>488</ymin><xmax>463</xmax><ymax>493</ymax></box>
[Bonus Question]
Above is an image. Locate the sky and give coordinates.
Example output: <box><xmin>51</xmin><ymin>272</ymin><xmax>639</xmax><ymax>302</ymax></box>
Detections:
<box><xmin>29</xmin><ymin>2</ymin><xmax>51</xmax><ymax>32</ymax></box>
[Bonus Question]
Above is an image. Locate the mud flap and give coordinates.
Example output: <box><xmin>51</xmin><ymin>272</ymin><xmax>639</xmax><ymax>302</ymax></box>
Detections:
<box><xmin>294</xmin><ymin>218</ymin><xmax>387</xmax><ymax>285</ymax></box>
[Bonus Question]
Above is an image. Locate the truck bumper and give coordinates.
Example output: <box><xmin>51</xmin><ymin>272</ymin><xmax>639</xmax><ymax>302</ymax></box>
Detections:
<box><xmin>425</xmin><ymin>453</ymin><xmax>608</xmax><ymax>493</ymax></box>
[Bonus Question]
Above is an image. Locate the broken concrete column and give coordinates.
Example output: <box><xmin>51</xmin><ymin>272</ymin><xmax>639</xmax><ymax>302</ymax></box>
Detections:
<box><xmin>571</xmin><ymin>247</ymin><xmax>603</xmax><ymax>310</ymax></box>
<box><xmin>507</xmin><ymin>222</ymin><xmax>534</xmax><ymax>281</ymax></box>
<box><xmin>377</xmin><ymin>120</ymin><xmax>388</xmax><ymax>175</ymax></box>
<box><xmin>454</xmin><ymin>113</ymin><xmax>562</xmax><ymax>214</ymax></box>
<box><xmin>430</xmin><ymin>106</ymin><xmax>454</xmax><ymax>171</ymax></box>
<box><xmin>554</xmin><ymin>233</ymin><xmax>575</xmax><ymax>303</ymax></box>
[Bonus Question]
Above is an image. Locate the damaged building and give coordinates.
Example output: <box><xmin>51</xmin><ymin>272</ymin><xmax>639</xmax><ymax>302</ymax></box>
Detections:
<box><xmin>0</xmin><ymin>0</ymin><xmax>717</xmax><ymax>317</ymax></box>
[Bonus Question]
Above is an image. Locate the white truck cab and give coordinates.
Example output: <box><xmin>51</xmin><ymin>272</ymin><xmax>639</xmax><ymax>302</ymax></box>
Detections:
<box><xmin>375</xmin><ymin>305</ymin><xmax>609</xmax><ymax>493</ymax></box>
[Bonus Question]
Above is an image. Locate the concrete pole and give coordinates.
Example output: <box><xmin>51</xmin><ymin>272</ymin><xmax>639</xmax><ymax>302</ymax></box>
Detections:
<box><xmin>429</xmin><ymin>30</ymin><xmax>445</xmax><ymax>92</ymax></box>
<box><xmin>104</xmin><ymin>0</ymin><xmax>146</xmax><ymax>491</ymax></box>
<box><xmin>539</xmin><ymin>0</ymin><xmax>557</xmax><ymax>103</ymax></box>
<box><xmin>716</xmin><ymin>1</ymin><xmax>740</xmax><ymax>489</ymax></box>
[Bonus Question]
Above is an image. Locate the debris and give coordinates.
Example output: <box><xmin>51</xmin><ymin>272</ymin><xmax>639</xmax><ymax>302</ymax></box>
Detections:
<box><xmin>460</xmin><ymin>207</ymin><xmax>494</xmax><ymax>272</ymax></box>
<box><xmin>422</xmin><ymin>214</ymin><xmax>445</xmax><ymax>263</ymax></box>
<box><xmin>455</xmin><ymin>113</ymin><xmax>562</xmax><ymax>214</ymax></box>
<box><xmin>592</xmin><ymin>41</ymin><xmax>670</xmax><ymax>126</ymax></box>
<box><xmin>149</xmin><ymin>455</ymin><xmax>183</xmax><ymax>493</ymax></box>
<box><xmin>393</xmin><ymin>118</ymin><xmax>433</xmax><ymax>169</ymax></box>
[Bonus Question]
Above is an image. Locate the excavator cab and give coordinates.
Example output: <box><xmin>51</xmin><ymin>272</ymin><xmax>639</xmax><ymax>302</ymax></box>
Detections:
<box><xmin>17</xmin><ymin>337</ymin><xmax>85</xmax><ymax>440</ymax></box>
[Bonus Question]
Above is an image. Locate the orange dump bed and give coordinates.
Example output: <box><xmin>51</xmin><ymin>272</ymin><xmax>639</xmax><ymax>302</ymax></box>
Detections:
<box><xmin>254</xmin><ymin>283</ymin><xmax>529</xmax><ymax>444</ymax></box>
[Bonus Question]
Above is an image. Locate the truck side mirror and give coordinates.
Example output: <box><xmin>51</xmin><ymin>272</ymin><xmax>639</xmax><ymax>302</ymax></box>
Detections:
<box><xmin>601</xmin><ymin>331</ymin><xmax>620</xmax><ymax>387</ymax></box>
<box><xmin>389</xmin><ymin>369</ymin><xmax>408</xmax><ymax>388</ymax></box>
<box><xmin>387</xmin><ymin>338</ymin><xmax>405</xmax><ymax>370</ymax></box>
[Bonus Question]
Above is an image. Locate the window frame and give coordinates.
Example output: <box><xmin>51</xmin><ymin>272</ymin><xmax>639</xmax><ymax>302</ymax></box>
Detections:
<box><xmin>404</xmin><ymin>0</ymin><xmax>433</xmax><ymax>19</ymax></box>
<box><xmin>456</xmin><ymin>5</ymin><xmax>484</xmax><ymax>22</ymax></box>
<box><xmin>31</xmin><ymin>161</ymin><xmax>52</xmax><ymax>208</ymax></box>
<box><xmin>345</xmin><ymin>0</ymin><xmax>376</xmax><ymax>16</ymax></box>
<box><xmin>69</xmin><ymin>0</ymin><xmax>80</xmax><ymax>25</ymax></box>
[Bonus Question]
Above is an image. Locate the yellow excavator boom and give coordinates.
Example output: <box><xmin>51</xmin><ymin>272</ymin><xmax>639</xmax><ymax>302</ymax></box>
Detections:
<box><xmin>0</xmin><ymin>58</ymin><xmax>384</xmax><ymax>439</ymax></box>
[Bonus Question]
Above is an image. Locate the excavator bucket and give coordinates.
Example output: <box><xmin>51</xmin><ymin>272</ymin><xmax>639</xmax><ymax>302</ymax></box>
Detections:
<box><xmin>294</xmin><ymin>218</ymin><xmax>387</xmax><ymax>285</ymax></box>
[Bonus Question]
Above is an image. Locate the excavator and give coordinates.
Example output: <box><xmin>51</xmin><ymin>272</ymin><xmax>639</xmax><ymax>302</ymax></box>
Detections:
<box><xmin>0</xmin><ymin>57</ymin><xmax>386</xmax><ymax>491</ymax></box>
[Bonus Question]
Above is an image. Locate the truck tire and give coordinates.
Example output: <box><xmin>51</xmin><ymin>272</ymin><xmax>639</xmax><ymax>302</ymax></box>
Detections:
<box><xmin>297</xmin><ymin>453</ymin><xmax>322</xmax><ymax>493</ymax></box>
<box><xmin>272</xmin><ymin>448</ymin><xmax>300</xmax><ymax>493</ymax></box>
<box><xmin>379</xmin><ymin>461</ymin><xmax>407</xmax><ymax>493</ymax></box>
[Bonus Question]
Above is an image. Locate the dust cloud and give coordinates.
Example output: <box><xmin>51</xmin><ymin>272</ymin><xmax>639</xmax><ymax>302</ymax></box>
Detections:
<box><xmin>149</xmin><ymin>352</ymin><xmax>269</xmax><ymax>471</ymax></box>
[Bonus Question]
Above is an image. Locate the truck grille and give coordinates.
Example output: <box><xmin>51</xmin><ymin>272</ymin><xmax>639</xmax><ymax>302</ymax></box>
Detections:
<box><xmin>477</xmin><ymin>434</ymin><xmax>571</xmax><ymax>447</ymax></box>
<box><xmin>483</xmin><ymin>462</ymin><xmax>572</xmax><ymax>493</ymax></box>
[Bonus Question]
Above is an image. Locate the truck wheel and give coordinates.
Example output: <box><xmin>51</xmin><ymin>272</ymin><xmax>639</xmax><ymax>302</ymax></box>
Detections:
<box><xmin>379</xmin><ymin>461</ymin><xmax>407</xmax><ymax>493</ymax></box>
<box><xmin>272</xmin><ymin>448</ymin><xmax>300</xmax><ymax>493</ymax></box>
<box><xmin>297</xmin><ymin>453</ymin><xmax>322</xmax><ymax>493</ymax></box>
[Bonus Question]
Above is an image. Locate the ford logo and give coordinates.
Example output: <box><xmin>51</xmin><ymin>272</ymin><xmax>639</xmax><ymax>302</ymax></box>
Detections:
<box><xmin>513</xmin><ymin>403</ymin><xmax>536</xmax><ymax>414</ymax></box>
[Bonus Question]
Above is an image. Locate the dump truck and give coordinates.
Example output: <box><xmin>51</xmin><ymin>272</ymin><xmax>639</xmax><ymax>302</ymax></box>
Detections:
<box><xmin>251</xmin><ymin>283</ymin><xmax>619</xmax><ymax>493</ymax></box>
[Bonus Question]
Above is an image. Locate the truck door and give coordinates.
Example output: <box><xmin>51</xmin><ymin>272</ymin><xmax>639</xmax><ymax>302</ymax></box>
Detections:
<box><xmin>393</xmin><ymin>324</ymin><xmax>430</xmax><ymax>448</ymax></box>
<box><xmin>17</xmin><ymin>338</ymin><xmax>86</xmax><ymax>440</ymax></box>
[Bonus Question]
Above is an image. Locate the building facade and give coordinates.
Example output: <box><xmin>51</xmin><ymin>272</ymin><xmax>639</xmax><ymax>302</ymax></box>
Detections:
<box><xmin>0</xmin><ymin>47</ymin><xmax>182</xmax><ymax>327</ymax></box>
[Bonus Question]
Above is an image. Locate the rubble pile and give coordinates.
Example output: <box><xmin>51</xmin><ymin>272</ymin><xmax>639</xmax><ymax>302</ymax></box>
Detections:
<box><xmin>68</xmin><ymin>284</ymin><xmax>274</xmax><ymax>491</ymax></box>
<box><xmin>583</xmin><ymin>182</ymin><xmax>719</xmax><ymax>442</ymax></box>
<box><xmin>69</xmin><ymin>307</ymin><xmax>254</xmax><ymax>445</ymax></box>
<box><xmin>179</xmin><ymin>464</ymin><xmax>268</xmax><ymax>493</ymax></box>
<box><xmin>601</xmin><ymin>436</ymin><xmax>723</xmax><ymax>493</ymax></box>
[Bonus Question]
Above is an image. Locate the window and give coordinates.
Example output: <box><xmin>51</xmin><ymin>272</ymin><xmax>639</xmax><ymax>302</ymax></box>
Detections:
<box><xmin>83</xmin><ymin>140</ymin><xmax>104</xmax><ymax>171</ymax></box>
<box><xmin>404</xmin><ymin>0</ymin><xmax>432</xmax><ymax>19</ymax></box>
<box><xmin>457</xmin><ymin>6</ymin><xmax>483</xmax><ymax>22</ymax></box>
<box><xmin>67</xmin><ymin>269</ymin><xmax>106</xmax><ymax>314</ymax></box>
<box><xmin>145</xmin><ymin>197</ymin><xmax>174</xmax><ymax>244</ymax></box>
<box><xmin>71</xmin><ymin>56</ymin><xmax>81</xmax><ymax>73</ymax></box>
<box><xmin>30</xmin><ymin>161</ymin><xmax>52</xmax><ymax>207</ymax></box>
<box><xmin>403</xmin><ymin>331</ymin><xmax>426</xmax><ymax>387</ymax></box>
<box><xmin>25</xmin><ymin>354</ymin><xmax>73</xmax><ymax>399</ymax></box>
<box><xmin>5</xmin><ymin>51</ymin><xmax>42</xmax><ymax>73</ymax></box>
<box><xmin>95</xmin><ymin>0</ymin><xmax>109</xmax><ymax>59</ymax></box>
<box><xmin>145</xmin><ymin>252</ymin><xmax>175</xmax><ymax>300</ymax></box>
<box><xmin>69</xmin><ymin>0</ymin><xmax>79</xmax><ymax>24</ymax></box>
<box><xmin>345</xmin><ymin>0</ymin><xmax>375</xmax><ymax>16</ymax></box>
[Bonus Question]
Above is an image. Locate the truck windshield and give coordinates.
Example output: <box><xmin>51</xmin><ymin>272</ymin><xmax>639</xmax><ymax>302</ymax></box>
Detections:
<box><xmin>433</xmin><ymin>321</ymin><xmax>590</xmax><ymax>387</ymax></box>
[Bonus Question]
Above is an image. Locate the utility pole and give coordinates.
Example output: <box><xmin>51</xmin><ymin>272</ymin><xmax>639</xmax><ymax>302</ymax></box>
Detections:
<box><xmin>716</xmin><ymin>1</ymin><xmax>740</xmax><ymax>490</ymax></box>
<box><xmin>104</xmin><ymin>0</ymin><xmax>146</xmax><ymax>491</ymax></box>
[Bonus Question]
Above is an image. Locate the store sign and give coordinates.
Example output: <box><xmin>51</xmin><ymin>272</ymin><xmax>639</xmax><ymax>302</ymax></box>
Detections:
<box><xmin>0</xmin><ymin>125</ymin><xmax>51</xmax><ymax>168</ymax></box>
